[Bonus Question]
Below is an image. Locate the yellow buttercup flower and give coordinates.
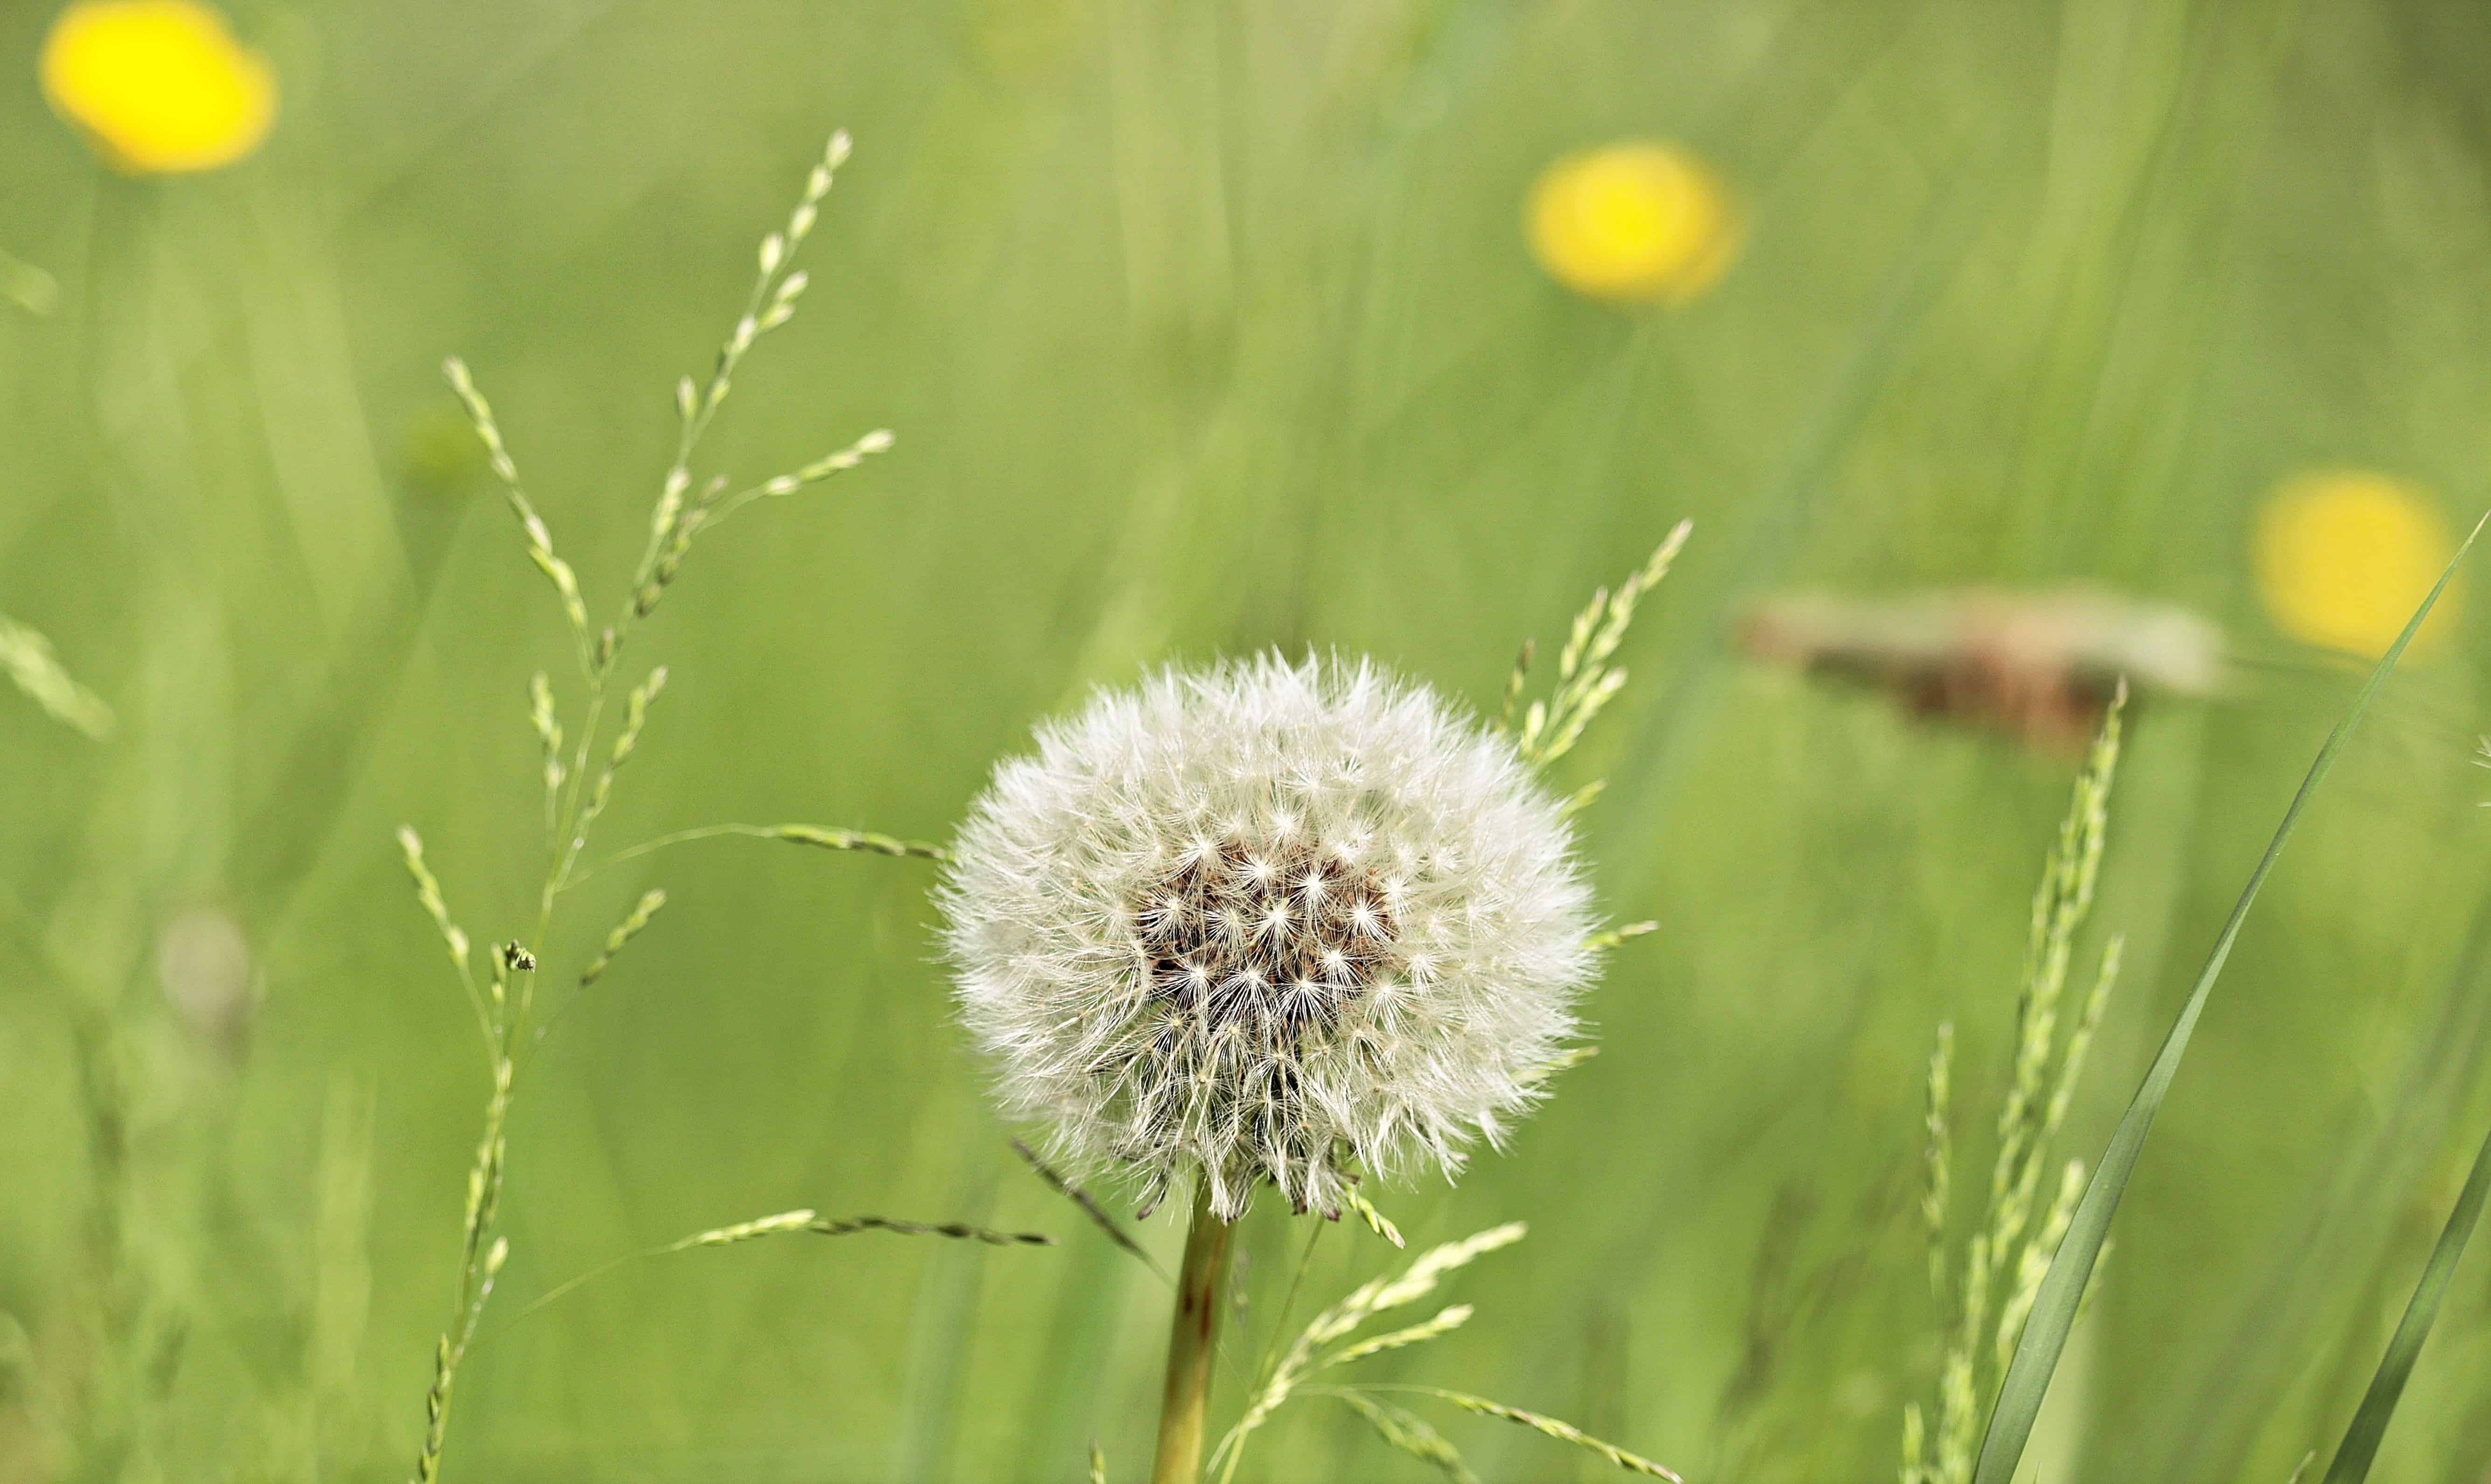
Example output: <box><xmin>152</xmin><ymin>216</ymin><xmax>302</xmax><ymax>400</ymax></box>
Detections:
<box><xmin>40</xmin><ymin>0</ymin><xmax>276</xmax><ymax>174</ymax></box>
<box><xmin>2253</xmin><ymin>471</ymin><xmax>2460</xmax><ymax>659</ymax></box>
<box><xmin>1526</xmin><ymin>142</ymin><xmax>1738</xmax><ymax>305</ymax></box>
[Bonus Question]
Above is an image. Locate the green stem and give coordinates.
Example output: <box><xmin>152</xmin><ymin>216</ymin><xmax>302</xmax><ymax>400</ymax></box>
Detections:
<box><xmin>1149</xmin><ymin>1182</ymin><xmax>1234</xmax><ymax>1484</ymax></box>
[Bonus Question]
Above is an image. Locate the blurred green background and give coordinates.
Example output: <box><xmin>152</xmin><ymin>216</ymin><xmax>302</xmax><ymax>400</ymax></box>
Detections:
<box><xmin>9</xmin><ymin>0</ymin><xmax>2491</xmax><ymax>1479</ymax></box>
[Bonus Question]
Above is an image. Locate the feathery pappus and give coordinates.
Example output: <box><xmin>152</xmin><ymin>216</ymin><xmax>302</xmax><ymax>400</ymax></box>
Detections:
<box><xmin>937</xmin><ymin>652</ymin><xmax>1602</xmax><ymax>1223</ymax></box>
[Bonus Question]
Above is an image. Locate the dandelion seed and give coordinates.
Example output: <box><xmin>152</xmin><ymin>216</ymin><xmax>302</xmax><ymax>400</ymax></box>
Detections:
<box><xmin>939</xmin><ymin>653</ymin><xmax>1598</xmax><ymax>1223</ymax></box>
<box><xmin>41</xmin><ymin>0</ymin><xmax>275</xmax><ymax>174</ymax></box>
<box><xmin>1525</xmin><ymin>142</ymin><xmax>1737</xmax><ymax>306</ymax></box>
<box><xmin>2254</xmin><ymin>470</ymin><xmax>2460</xmax><ymax>659</ymax></box>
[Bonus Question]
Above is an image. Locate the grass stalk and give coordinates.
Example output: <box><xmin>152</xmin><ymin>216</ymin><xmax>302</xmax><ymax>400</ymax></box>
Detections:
<box><xmin>397</xmin><ymin>130</ymin><xmax>921</xmax><ymax>1482</ymax></box>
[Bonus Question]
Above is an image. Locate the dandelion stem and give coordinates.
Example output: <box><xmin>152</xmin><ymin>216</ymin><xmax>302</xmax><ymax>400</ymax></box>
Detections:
<box><xmin>1149</xmin><ymin>1181</ymin><xmax>1235</xmax><ymax>1484</ymax></box>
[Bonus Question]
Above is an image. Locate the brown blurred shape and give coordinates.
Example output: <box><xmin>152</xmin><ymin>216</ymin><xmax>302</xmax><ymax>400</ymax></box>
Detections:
<box><xmin>1737</xmin><ymin>586</ymin><xmax>2223</xmax><ymax>755</ymax></box>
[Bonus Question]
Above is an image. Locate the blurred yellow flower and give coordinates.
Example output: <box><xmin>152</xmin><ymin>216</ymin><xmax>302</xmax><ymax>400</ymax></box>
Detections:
<box><xmin>40</xmin><ymin>0</ymin><xmax>275</xmax><ymax>174</ymax></box>
<box><xmin>2253</xmin><ymin>471</ymin><xmax>2460</xmax><ymax>658</ymax></box>
<box><xmin>1526</xmin><ymin>142</ymin><xmax>1738</xmax><ymax>305</ymax></box>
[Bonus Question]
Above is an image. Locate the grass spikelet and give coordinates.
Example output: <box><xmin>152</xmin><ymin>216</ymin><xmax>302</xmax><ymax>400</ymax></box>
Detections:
<box><xmin>1213</xmin><ymin>1223</ymin><xmax>1529</xmax><ymax>1483</ymax></box>
<box><xmin>1296</xmin><ymin>1223</ymin><xmax>1520</xmax><ymax>1354</ymax></box>
<box><xmin>606</xmin><ymin>666</ymin><xmax>667</xmax><ymax>783</ymax></box>
<box><xmin>411</xmin><ymin>1225</ymin><xmax>508</xmax><ymax>1484</ymax></box>
<box><xmin>1522</xmin><ymin>1045</ymin><xmax>1601</xmax><ymax>1089</ymax></box>
<box><xmin>527</xmin><ymin>673</ymin><xmax>564</xmax><ymax>830</ymax></box>
<box><xmin>1990</xmin><ymin>694</ymin><xmax>2123</xmax><ymax>1234</ymax></box>
<box><xmin>1909</xmin><ymin>687</ymin><xmax>2125</xmax><ymax>1484</ymax></box>
<box><xmin>804</xmin><ymin>1214</ymin><xmax>1055</xmax><ymax>1245</ymax></box>
<box><xmin>667</xmin><ymin>1208</ymin><xmax>821</xmax><ymax>1249</ymax></box>
<box><xmin>395</xmin><ymin>128</ymin><xmax>964</xmax><ymax>1483</ymax></box>
<box><xmin>1395</xmin><ymin>1387</ymin><xmax>1682</xmax><ymax>1480</ymax></box>
<box><xmin>1493</xmin><ymin>640</ymin><xmax>1534</xmax><ymax>735</ymax></box>
<box><xmin>770</xmin><ymin>822</ymin><xmax>947</xmax><ymax>859</ymax></box>
<box><xmin>1587</xmin><ymin>920</ymin><xmax>1657</xmax><ymax>952</ymax></box>
<box><xmin>1558</xmin><ymin>778</ymin><xmax>1607</xmax><ymax>816</ymax></box>
<box><xmin>2042</xmin><ymin>935</ymin><xmax>2121</xmax><ymax>1145</ymax></box>
<box><xmin>1922</xmin><ymin>1022</ymin><xmax>1954</xmax><ymax>1299</ymax></box>
<box><xmin>1995</xmin><ymin>1158</ymin><xmax>2085</xmax><ymax>1369</ymax></box>
<box><xmin>1340</xmin><ymin>1186</ymin><xmax>1404</xmax><ymax>1249</ymax></box>
<box><xmin>393</xmin><ymin>827</ymin><xmax>469</xmax><ymax>977</ymax></box>
<box><xmin>1320</xmin><ymin>1389</ymin><xmax>1481</xmax><ymax>1484</ymax></box>
<box><xmin>0</xmin><ymin>610</ymin><xmax>115</xmax><ymax>738</ymax></box>
<box><xmin>599</xmin><ymin>821</ymin><xmax>948</xmax><ymax>872</ymax></box>
<box><xmin>577</xmin><ymin>889</ymin><xmax>667</xmax><ymax>989</ymax></box>
<box><xmin>1515</xmin><ymin>520</ymin><xmax>1692</xmax><ymax>766</ymax></box>
<box><xmin>395</xmin><ymin>827</ymin><xmax>484</xmax><ymax>1043</ymax></box>
<box><xmin>634</xmin><ymin>130</ymin><xmax>859</xmax><ymax>628</ymax></box>
<box><xmin>558</xmin><ymin>666</ymin><xmax>670</xmax><ymax>891</ymax></box>
<box><xmin>515</xmin><ymin>1208</ymin><xmax>1054</xmax><ymax>1325</ymax></box>
<box><xmin>1358</xmin><ymin>1223</ymin><xmax>1525</xmax><ymax>1317</ymax></box>
<box><xmin>1318</xmin><ymin>1305</ymin><xmax>1471</xmax><ymax>1368</ymax></box>
<box><xmin>1012</xmin><ymin>1138</ymin><xmax>1167</xmax><ymax>1280</ymax></box>
<box><xmin>707</xmin><ymin>427</ymin><xmax>897</xmax><ymax>527</ymax></box>
<box><xmin>1090</xmin><ymin>1441</ymin><xmax>1108</xmax><ymax>1484</ymax></box>
<box><xmin>441</xmin><ymin>356</ymin><xmax>590</xmax><ymax>666</ymax></box>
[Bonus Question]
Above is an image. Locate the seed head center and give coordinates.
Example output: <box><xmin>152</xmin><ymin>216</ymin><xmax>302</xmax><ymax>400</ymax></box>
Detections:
<box><xmin>1133</xmin><ymin>834</ymin><xmax>1401</xmax><ymax>1044</ymax></box>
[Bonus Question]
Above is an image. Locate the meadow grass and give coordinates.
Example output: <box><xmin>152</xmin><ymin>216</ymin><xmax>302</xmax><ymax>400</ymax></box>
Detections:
<box><xmin>1974</xmin><ymin>517</ymin><xmax>2483</xmax><ymax>1484</ymax></box>
<box><xmin>6</xmin><ymin>2</ymin><xmax>2491</xmax><ymax>1480</ymax></box>
<box><xmin>395</xmin><ymin>132</ymin><xmax>1072</xmax><ymax>1483</ymax></box>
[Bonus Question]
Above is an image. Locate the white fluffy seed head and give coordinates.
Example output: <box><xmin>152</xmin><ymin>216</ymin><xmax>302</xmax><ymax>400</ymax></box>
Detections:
<box><xmin>938</xmin><ymin>653</ymin><xmax>1602</xmax><ymax>1221</ymax></box>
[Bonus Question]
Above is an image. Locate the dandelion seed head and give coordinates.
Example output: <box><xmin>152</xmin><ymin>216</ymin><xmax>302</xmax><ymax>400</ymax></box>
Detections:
<box><xmin>940</xmin><ymin>653</ymin><xmax>1599</xmax><ymax>1220</ymax></box>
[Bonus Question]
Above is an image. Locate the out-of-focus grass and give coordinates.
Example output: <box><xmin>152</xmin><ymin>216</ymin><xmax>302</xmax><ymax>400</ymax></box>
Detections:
<box><xmin>5</xmin><ymin>0</ymin><xmax>2491</xmax><ymax>1480</ymax></box>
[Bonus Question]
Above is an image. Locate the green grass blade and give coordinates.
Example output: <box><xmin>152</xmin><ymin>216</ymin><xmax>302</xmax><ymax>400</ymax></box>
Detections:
<box><xmin>1970</xmin><ymin>509</ymin><xmax>2487</xmax><ymax>1484</ymax></box>
<box><xmin>2152</xmin><ymin>874</ymin><xmax>2491</xmax><ymax>1479</ymax></box>
<box><xmin>2318</xmin><ymin>1110</ymin><xmax>2491</xmax><ymax>1482</ymax></box>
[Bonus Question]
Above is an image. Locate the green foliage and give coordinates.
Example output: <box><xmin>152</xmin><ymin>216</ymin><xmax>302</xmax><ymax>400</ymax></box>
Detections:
<box><xmin>2318</xmin><ymin>1110</ymin><xmax>2491</xmax><ymax>1482</ymax></box>
<box><xmin>1907</xmin><ymin>692</ymin><xmax>2126</xmax><ymax>1484</ymax></box>
<box><xmin>1972</xmin><ymin>517</ymin><xmax>2484</xmax><ymax>1484</ymax></box>
<box><xmin>398</xmin><ymin>130</ymin><xmax>1016</xmax><ymax>1483</ymax></box>
<box><xmin>7</xmin><ymin>1</ymin><xmax>2491</xmax><ymax>1479</ymax></box>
